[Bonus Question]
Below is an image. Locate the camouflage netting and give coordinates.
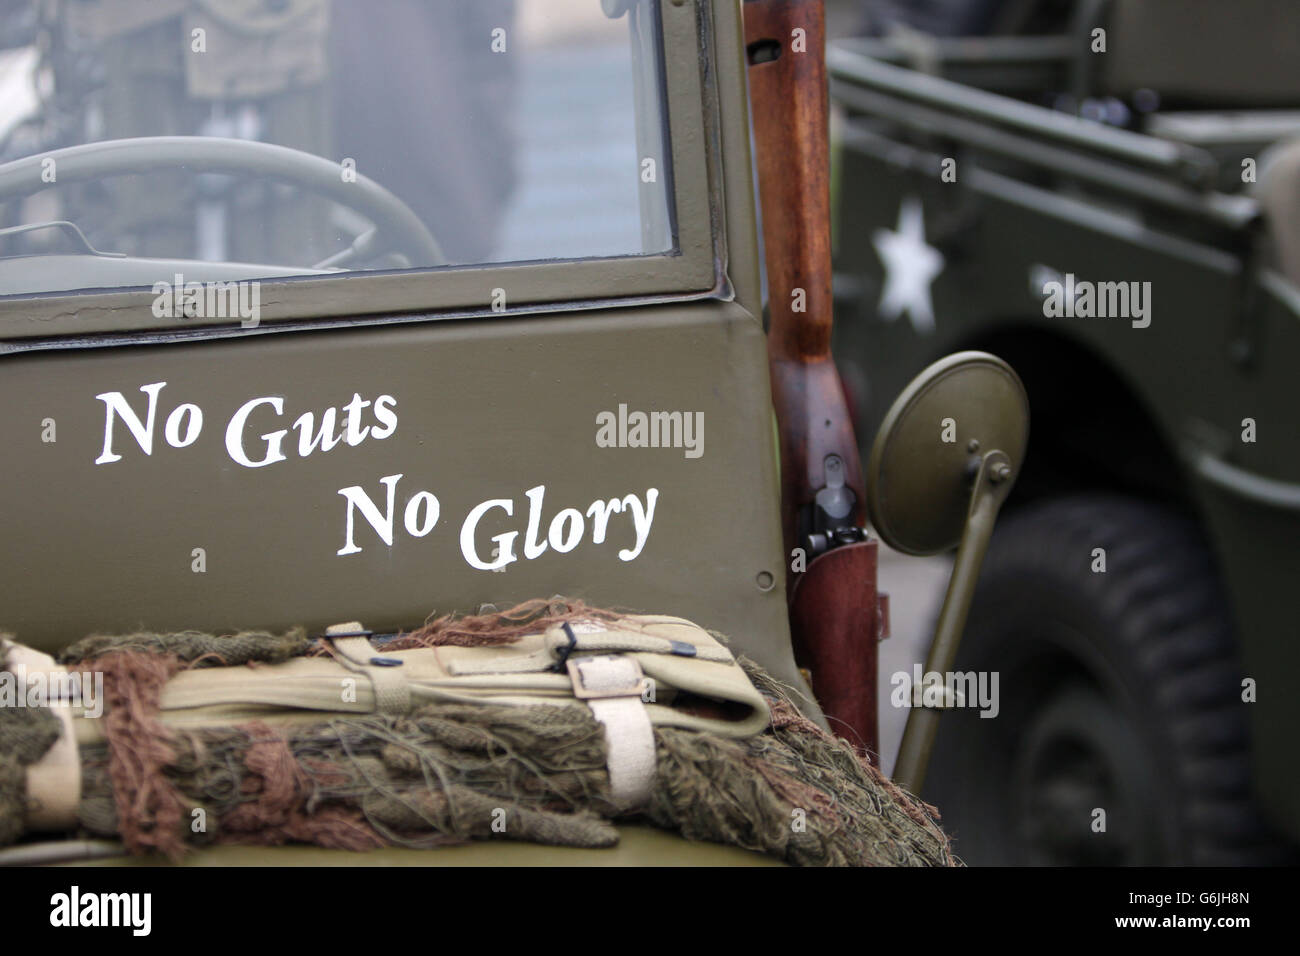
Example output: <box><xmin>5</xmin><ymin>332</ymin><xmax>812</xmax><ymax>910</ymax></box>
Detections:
<box><xmin>2</xmin><ymin>603</ymin><xmax>958</xmax><ymax>866</ymax></box>
<box><xmin>58</xmin><ymin>627</ymin><xmax>312</xmax><ymax>668</ymax></box>
<box><xmin>0</xmin><ymin>635</ymin><xmax>63</xmax><ymax>847</ymax></box>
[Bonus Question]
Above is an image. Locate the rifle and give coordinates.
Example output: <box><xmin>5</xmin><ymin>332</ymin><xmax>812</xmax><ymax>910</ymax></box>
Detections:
<box><xmin>744</xmin><ymin>0</ymin><xmax>880</xmax><ymax>755</ymax></box>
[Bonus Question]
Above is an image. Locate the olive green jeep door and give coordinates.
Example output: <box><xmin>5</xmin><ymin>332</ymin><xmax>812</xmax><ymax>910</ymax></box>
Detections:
<box><xmin>0</xmin><ymin>0</ymin><xmax>811</xmax><ymax>863</ymax></box>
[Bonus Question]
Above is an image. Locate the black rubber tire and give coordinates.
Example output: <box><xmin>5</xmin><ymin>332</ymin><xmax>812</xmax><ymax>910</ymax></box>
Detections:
<box><xmin>923</xmin><ymin>494</ymin><xmax>1287</xmax><ymax>865</ymax></box>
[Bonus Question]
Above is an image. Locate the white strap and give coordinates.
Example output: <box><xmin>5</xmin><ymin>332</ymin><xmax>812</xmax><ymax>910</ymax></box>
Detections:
<box><xmin>566</xmin><ymin>655</ymin><xmax>656</xmax><ymax>809</ymax></box>
<box><xmin>2</xmin><ymin>640</ymin><xmax>82</xmax><ymax>830</ymax></box>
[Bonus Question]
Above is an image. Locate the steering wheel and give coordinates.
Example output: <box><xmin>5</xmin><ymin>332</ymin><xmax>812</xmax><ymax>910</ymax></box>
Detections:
<box><xmin>0</xmin><ymin>136</ymin><xmax>446</xmax><ymax>270</ymax></box>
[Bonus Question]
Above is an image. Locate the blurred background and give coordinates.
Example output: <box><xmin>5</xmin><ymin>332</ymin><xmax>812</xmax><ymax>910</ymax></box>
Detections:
<box><xmin>0</xmin><ymin>0</ymin><xmax>672</xmax><ymax>288</ymax></box>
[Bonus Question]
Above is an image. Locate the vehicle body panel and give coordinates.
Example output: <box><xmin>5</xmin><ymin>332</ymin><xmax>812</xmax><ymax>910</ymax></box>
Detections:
<box><xmin>0</xmin><ymin>1</ymin><xmax>825</xmax><ymax>864</ymax></box>
<box><xmin>831</xmin><ymin>37</ymin><xmax>1300</xmax><ymax>836</ymax></box>
<box><xmin>70</xmin><ymin>825</ymin><xmax>782</xmax><ymax>867</ymax></box>
<box><xmin>1</xmin><ymin>300</ymin><xmax>806</xmax><ymax>699</ymax></box>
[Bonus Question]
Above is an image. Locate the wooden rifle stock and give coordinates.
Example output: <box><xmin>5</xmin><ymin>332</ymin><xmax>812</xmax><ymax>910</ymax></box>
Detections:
<box><xmin>745</xmin><ymin>0</ymin><xmax>878</xmax><ymax>754</ymax></box>
<box><xmin>744</xmin><ymin>0</ymin><xmax>865</xmax><ymax>547</ymax></box>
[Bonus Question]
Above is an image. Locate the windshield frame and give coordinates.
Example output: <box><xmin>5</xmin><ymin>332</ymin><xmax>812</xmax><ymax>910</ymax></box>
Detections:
<box><xmin>0</xmin><ymin>0</ymin><xmax>722</xmax><ymax>343</ymax></box>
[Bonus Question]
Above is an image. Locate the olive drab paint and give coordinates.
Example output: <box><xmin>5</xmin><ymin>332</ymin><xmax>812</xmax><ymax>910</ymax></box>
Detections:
<box><xmin>93</xmin><ymin>381</ymin><xmax>397</xmax><ymax>466</ymax></box>
<box><xmin>90</xmin><ymin>379</ymin><xmax>660</xmax><ymax>566</ymax></box>
<box><xmin>0</xmin><ymin>0</ymin><xmax>826</xmax><ymax>867</ymax></box>
<box><xmin>831</xmin><ymin>14</ymin><xmax>1300</xmax><ymax>840</ymax></box>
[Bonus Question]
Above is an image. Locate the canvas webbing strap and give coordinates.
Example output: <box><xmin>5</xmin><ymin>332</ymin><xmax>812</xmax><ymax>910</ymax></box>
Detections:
<box><xmin>546</xmin><ymin>628</ymin><xmax>733</xmax><ymax>663</ymax></box>
<box><xmin>446</xmin><ymin>647</ymin><xmax>554</xmax><ymax>676</ymax></box>
<box><xmin>325</xmin><ymin>622</ymin><xmax>411</xmax><ymax>715</ymax></box>
<box><xmin>32</xmin><ymin>613</ymin><xmax>770</xmax><ymax>743</ymax></box>
<box><xmin>447</xmin><ymin>623</ymin><xmax>731</xmax><ymax>677</ymax></box>
<box><xmin>2</xmin><ymin>640</ymin><xmax>82</xmax><ymax>830</ymax></box>
<box><xmin>566</xmin><ymin>655</ymin><xmax>656</xmax><ymax>809</ymax></box>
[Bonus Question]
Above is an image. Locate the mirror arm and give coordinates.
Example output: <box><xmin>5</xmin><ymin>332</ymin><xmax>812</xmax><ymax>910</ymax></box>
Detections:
<box><xmin>893</xmin><ymin>450</ymin><xmax>1014</xmax><ymax>793</ymax></box>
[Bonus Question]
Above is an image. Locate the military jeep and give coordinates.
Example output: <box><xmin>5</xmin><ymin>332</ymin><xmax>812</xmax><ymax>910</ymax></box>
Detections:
<box><xmin>832</xmin><ymin>0</ymin><xmax>1300</xmax><ymax>864</ymax></box>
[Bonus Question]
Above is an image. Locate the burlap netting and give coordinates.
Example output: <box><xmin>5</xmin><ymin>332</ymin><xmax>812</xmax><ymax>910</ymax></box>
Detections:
<box><xmin>1</xmin><ymin>600</ymin><xmax>958</xmax><ymax>866</ymax></box>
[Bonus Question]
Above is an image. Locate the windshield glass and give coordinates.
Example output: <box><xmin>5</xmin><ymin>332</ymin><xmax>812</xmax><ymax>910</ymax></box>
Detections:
<box><xmin>0</xmin><ymin>0</ymin><xmax>674</xmax><ymax>296</ymax></box>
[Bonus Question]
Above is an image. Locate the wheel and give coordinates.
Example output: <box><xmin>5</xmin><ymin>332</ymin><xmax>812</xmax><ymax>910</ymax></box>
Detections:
<box><xmin>923</xmin><ymin>494</ymin><xmax>1285</xmax><ymax>865</ymax></box>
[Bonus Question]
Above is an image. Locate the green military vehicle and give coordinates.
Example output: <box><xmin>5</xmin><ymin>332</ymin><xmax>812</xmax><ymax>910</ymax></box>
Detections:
<box><xmin>0</xmin><ymin>0</ymin><xmax>1041</xmax><ymax>868</ymax></box>
<box><xmin>831</xmin><ymin>0</ymin><xmax>1300</xmax><ymax>864</ymax></box>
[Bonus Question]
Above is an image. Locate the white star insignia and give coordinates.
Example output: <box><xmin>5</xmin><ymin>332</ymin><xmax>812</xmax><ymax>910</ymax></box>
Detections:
<box><xmin>872</xmin><ymin>196</ymin><xmax>945</xmax><ymax>335</ymax></box>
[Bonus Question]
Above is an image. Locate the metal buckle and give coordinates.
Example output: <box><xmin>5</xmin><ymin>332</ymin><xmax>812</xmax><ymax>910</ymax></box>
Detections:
<box><xmin>566</xmin><ymin>655</ymin><xmax>647</xmax><ymax>700</ymax></box>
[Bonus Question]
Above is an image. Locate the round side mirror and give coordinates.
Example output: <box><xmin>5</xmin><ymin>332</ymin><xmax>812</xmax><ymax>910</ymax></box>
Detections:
<box><xmin>866</xmin><ymin>351</ymin><xmax>1029</xmax><ymax>556</ymax></box>
<box><xmin>867</xmin><ymin>351</ymin><xmax>1030</xmax><ymax>794</ymax></box>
